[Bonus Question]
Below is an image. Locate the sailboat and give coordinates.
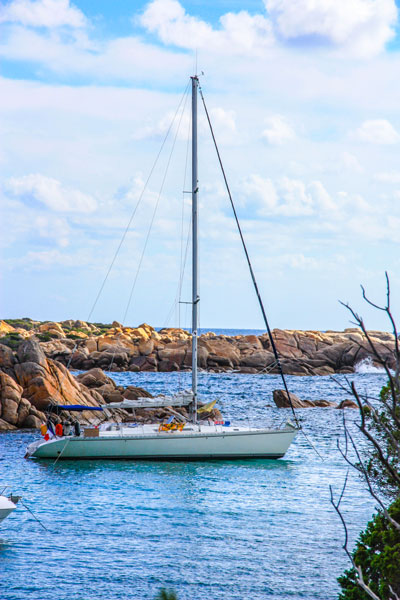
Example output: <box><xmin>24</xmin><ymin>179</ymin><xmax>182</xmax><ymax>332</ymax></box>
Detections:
<box><xmin>25</xmin><ymin>76</ymin><xmax>298</xmax><ymax>461</ymax></box>
<box><xmin>0</xmin><ymin>493</ymin><xmax>19</xmax><ymax>524</ymax></box>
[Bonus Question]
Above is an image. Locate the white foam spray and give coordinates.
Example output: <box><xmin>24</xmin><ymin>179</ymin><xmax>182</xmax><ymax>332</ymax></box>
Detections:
<box><xmin>355</xmin><ymin>357</ymin><xmax>386</xmax><ymax>374</ymax></box>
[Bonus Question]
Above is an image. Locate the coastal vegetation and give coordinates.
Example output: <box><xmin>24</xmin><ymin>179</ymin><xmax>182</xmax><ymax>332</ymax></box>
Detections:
<box><xmin>333</xmin><ymin>279</ymin><xmax>400</xmax><ymax>599</ymax></box>
<box><xmin>154</xmin><ymin>589</ymin><xmax>178</xmax><ymax>600</ymax></box>
<box><xmin>338</xmin><ymin>499</ymin><xmax>400</xmax><ymax>599</ymax></box>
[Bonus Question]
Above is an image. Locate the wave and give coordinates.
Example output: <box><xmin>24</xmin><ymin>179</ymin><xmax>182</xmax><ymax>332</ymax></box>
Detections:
<box><xmin>355</xmin><ymin>357</ymin><xmax>386</xmax><ymax>374</ymax></box>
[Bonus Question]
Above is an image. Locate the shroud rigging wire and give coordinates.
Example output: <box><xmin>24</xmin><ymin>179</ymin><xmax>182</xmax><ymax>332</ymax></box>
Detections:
<box><xmin>198</xmin><ymin>80</ymin><xmax>323</xmax><ymax>458</ymax></box>
<box><xmin>107</xmin><ymin>82</ymin><xmax>191</xmax><ymax>370</ymax></box>
<box><xmin>53</xmin><ymin>81</ymin><xmax>191</xmax><ymax>402</ymax></box>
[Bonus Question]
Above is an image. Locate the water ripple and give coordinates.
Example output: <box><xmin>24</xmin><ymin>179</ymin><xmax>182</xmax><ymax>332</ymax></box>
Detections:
<box><xmin>0</xmin><ymin>371</ymin><xmax>386</xmax><ymax>599</ymax></box>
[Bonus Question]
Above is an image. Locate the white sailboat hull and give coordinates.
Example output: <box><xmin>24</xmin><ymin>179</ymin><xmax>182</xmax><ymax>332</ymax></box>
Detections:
<box><xmin>0</xmin><ymin>496</ymin><xmax>16</xmax><ymax>524</ymax></box>
<box><xmin>26</xmin><ymin>425</ymin><xmax>297</xmax><ymax>460</ymax></box>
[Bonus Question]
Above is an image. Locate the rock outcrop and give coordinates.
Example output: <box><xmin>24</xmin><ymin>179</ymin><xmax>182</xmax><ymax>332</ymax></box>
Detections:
<box><xmin>0</xmin><ymin>319</ymin><xmax>396</xmax><ymax>376</ymax></box>
<box><xmin>0</xmin><ymin>340</ymin><xmax>220</xmax><ymax>430</ymax></box>
<box><xmin>272</xmin><ymin>389</ymin><xmax>357</xmax><ymax>409</ymax></box>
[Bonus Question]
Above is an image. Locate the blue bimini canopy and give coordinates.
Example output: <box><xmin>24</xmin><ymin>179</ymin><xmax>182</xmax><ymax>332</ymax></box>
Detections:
<box><xmin>49</xmin><ymin>404</ymin><xmax>103</xmax><ymax>412</ymax></box>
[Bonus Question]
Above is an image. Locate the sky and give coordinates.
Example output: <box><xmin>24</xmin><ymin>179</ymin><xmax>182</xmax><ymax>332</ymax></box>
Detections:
<box><xmin>1</xmin><ymin>0</ymin><xmax>400</xmax><ymax>331</ymax></box>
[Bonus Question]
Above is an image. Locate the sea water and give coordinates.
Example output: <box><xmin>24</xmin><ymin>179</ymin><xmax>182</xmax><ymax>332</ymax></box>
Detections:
<box><xmin>0</xmin><ymin>366</ymin><xmax>387</xmax><ymax>600</ymax></box>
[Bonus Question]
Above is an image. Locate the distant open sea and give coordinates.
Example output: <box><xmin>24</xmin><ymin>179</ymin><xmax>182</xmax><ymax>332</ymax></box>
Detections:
<box><xmin>158</xmin><ymin>327</ymin><xmax>266</xmax><ymax>336</ymax></box>
<box><xmin>0</xmin><ymin>366</ymin><xmax>385</xmax><ymax>600</ymax></box>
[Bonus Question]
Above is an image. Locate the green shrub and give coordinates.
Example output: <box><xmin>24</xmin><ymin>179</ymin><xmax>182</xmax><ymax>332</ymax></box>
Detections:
<box><xmin>3</xmin><ymin>318</ymin><xmax>35</xmax><ymax>331</ymax></box>
<box><xmin>0</xmin><ymin>333</ymin><xmax>24</xmax><ymax>349</ymax></box>
<box><xmin>37</xmin><ymin>332</ymin><xmax>58</xmax><ymax>342</ymax></box>
<box><xmin>154</xmin><ymin>590</ymin><xmax>178</xmax><ymax>600</ymax></box>
<box><xmin>338</xmin><ymin>497</ymin><xmax>400</xmax><ymax>599</ymax></box>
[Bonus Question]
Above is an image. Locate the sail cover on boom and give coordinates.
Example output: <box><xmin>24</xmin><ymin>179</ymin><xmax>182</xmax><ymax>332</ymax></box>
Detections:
<box><xmin>48</xmin><ymin>404</ymin><xmax>103</xmax><ymax>412</ymax></box>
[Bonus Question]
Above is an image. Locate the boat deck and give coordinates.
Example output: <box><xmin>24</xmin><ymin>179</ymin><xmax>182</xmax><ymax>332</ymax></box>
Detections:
<box><xmin>96</xmin><ymin>422</ymin><xmax>291</xmax><ymax>438</ymax></box>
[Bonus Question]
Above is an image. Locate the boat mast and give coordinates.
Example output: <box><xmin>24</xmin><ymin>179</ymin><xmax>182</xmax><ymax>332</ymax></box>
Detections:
<box><xmin>191</xmin><ymin>75</ymin><xmax>199</xmax><ymax>423</ymax></box>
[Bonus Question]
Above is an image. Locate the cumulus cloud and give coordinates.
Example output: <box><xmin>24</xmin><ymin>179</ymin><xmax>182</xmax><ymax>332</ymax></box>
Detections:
<box><xmin>0</xmin><ymin>0</ymin><xmax>86</xmax><ymax>28</ymax></box>
<box><xmin>354</xmin><ymin>119</ymin><xmax>400</xmax><ymax>144</ymax></box>
<box><xmin>265</xmin><ymin>0</ymin><xmax>397</xmax><ymax>57</ymax></box>
<box><xmin>261</xmin><ymin>115</ymin><xmax>295</xmax><ymax>145</ymax></box>
<box><xmin>5</xmin><ymin>173</ymin><xmax>97</xmax><ymax>213</ymax></box>
<box><xmin>0</xmin><ymin>26</ymin><xmax>189</xmax><ymax>84</ymax></box>
<box><xmin>240</xmin><ymin>175</ymin><xmax>379</xmax><ymax>221</ymax></box>
<box><xmin>140</xmin><ymin>0</ymin><xmax>274</xmax><ymax>55</ymax></box>
<box><xmin>241</xmin><ymin>175</ymin><xmax>337</xmax><ymax>217</ymax></box>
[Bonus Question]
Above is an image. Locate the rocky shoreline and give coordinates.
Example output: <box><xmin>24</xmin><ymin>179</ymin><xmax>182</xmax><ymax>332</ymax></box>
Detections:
<box><xmin>0</xmin><ymin>338</ymin><xmax>222</xmax><ymax>431</ymax></box>
<box><xmin>0</xmin><ymin>318</ymin><xmax>396</xmax><ymax>376</ymax></box>
<box><xmin>1</xmin><ymin>315</ymin><xmax>379</xmax><ymax>430</ymax></box>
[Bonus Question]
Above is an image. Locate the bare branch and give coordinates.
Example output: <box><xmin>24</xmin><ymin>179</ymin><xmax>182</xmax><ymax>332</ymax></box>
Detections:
<box><xmin>330</xmin><ymin>477</ymin><xmax>384</xmax><ymax>600</ymax></box>
<box><xmin>361</xmin><ymin>284</ymin><xmax>386</xmax><ymax>312</ymax></box>
<box><xmin>344</xmin><ymin>422</ymin><xmax>400</xmax><ymax>532</ymax></box>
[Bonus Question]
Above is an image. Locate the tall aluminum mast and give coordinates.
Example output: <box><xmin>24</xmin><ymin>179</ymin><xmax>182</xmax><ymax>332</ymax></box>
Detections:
<box><xmin>191</xmin><ymin>75</ymin><xmax>199</xmax><ymax>423</ymax></box>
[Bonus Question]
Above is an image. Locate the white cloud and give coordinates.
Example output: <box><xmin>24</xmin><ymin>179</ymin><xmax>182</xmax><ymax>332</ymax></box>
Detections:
<box><xmin>241</xmin><ymin>175</ymin><xmax>337</xmax><ymax>217</ymax></box>
<box><xmin>133</xmin><ymin>108</ymin><xmax>190</xmax><ymax>141</ymax></box>
<box><xmin>134</xmin><ymin>105</ymin><xmax>236</xmax><ymax>142</ymax></box>
<box><xmin>140</xmin><ymin>0</ymin><xmax>274</xmax><ymax>55</ymax></box>
<box><xmin>276</xmin><ymin>177</ymin><xmax>315</xmax><ymax>216</ymax></box>
<box><xmin>0</xmin><ymin>0</ymin><xmax>86</xmax><ymax>28</ymax></box>
<box><xmin>354</xmin><ymin>119</ymin><xmax>400</xmax><ymax>144</ymax></box>
<box><xmin>308</xmin><ymin>181</ymin><xmax>337</xmax><ymax>212</ymax></box>
<box><xmin>8</xmin><ymin>248</ymin><xmax>87</xmax><ymax>270</ymax></box>
<box><xmin>242</xmin><ymin>175</ymin><xmax>278</xmax><ymax>213</ymax></box>
<box><xmin>34</xmin><ymin>215</ymin><xmax>70</xmax><ymax>247</ymax></box>
<box><xmin>5</xmin><ymin>174</ymin><xmax>97</xmax><ymax>213</ymax></box>
<box><xmin>261</xmin><ymin>115</ymin><xmax>295</xmax><ymax>145</ymax></box>
<box><xmin>0</xmin><ymin>26</ymin><xmax>190</xmax><ymax>84</ymax></box>
<box><xmin>265</xmin><ymin>0</ymin><xmax>397</xmax><ymax>57</ymax></box>
<box><xmin>209</xmin><ymin>107</ymin><xmax>237</xmax><ymax>136</ymax></box>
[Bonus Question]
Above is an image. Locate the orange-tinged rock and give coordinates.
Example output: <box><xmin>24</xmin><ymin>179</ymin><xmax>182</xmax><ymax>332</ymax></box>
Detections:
<box><xmin>240</xmin><ymin>350</ymin><xmax>274</xmax><ymax>368</ymax></box>
<box><xmin>138</xmin><ymin>339</ymin><xmax>154</xmax><ymax>356</ymax></box>
<box><xmin>17</xmin><ymin>397</ymin><xmax>31</xmax><ymax>427</ymax></box>
<box><xmin>273</xmin><ymin>389</ymin><xmax>315</xmax><ymax>408</ymax></box>
<box><xmin>0</xmin><ymin>371</ymin><xmax>23</xmax><ymax>403</ymax></box>
<box><xmin>14</xmin><ymin>339</ymin><xmax>103</xmax><ymax>421</ymax></box>
<box><xmin>236</xmin><ymin>335</ymin><xmax>263</xmax><ymax>353</ymax></box>
<box><xmin>138</xmin><ymin>323</ymin><xmax>154</xmax><ymax>335</ymax></box>
<box><xmin>159</xmin><ymin>328</ymin><xmax>190</xmax><ymax>341</ymax></box>
<box><xmin>158</xmin><ymin>345</ymin><xmax>187</xmax><ymax>366</ymax></box>
<box><xmin>85</xmin><ymin>338</ymin><xmax>98</xmax><ymax>353</ymax></box>
<box><xmin>98</xmin><ymin>336</ymin><xmax>118</xmax><ymax>351</ymax></box>
<box><xmin>97</xmin><ymin>335</ymin><xmax>137</xmax><ymax>352</ymax></box>
<box><xmin>0</xmin><ymin>418</ymin><xmax>17</xmax><ymax>430</ymax></box>
<box><xmin>129</xmin><ymin>327</ymin><xmax>149</xmax><ymax>341</ymax></box>
<box><xmin>0</xmin><ymin>344</ymin><xmax>16</xmax><ymax>370</ymax></box>
<box><xmin>0</xmin><ymin>372</ymin><xmax>23</xmax><ymax>422</ymax></box>
<box><xmin>39</xmin><ymin>322</ymin><xmax>64</xmax><ymax>335</ymax></box>
<box><xmin>205</xmin><ymin>338</ymin><xmax>240</xmax><ymax>366</ymax></box>
<box><xmin>69</xmin><ymin>330</ymin><xmax>88</xmax><ymax>339</ymax></box>
<box><xmin>14</xmin><ymin>328</ymin><xmax>32</xmax><ymax>338</ymax></box>
<box><xmin>0</xmin><ymin>321</ymin><xmax>16</xmax><ymax>335</ymax></box>
<box><xmin>184</xmin><ymin>346</ymin><xmax>209</xmax><ymax>369</ymax></box>
<box><xmin>73</xmin><ymin>320</ymin><xmax>91</xmax><ymax>331</ymax></box>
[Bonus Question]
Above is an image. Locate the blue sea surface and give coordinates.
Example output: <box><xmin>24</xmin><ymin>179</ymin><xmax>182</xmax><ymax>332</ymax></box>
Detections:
<box><xmin>0</xmin><ymin>369</ymin><xmax>386</xmax><ymax>600</ymax></box>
